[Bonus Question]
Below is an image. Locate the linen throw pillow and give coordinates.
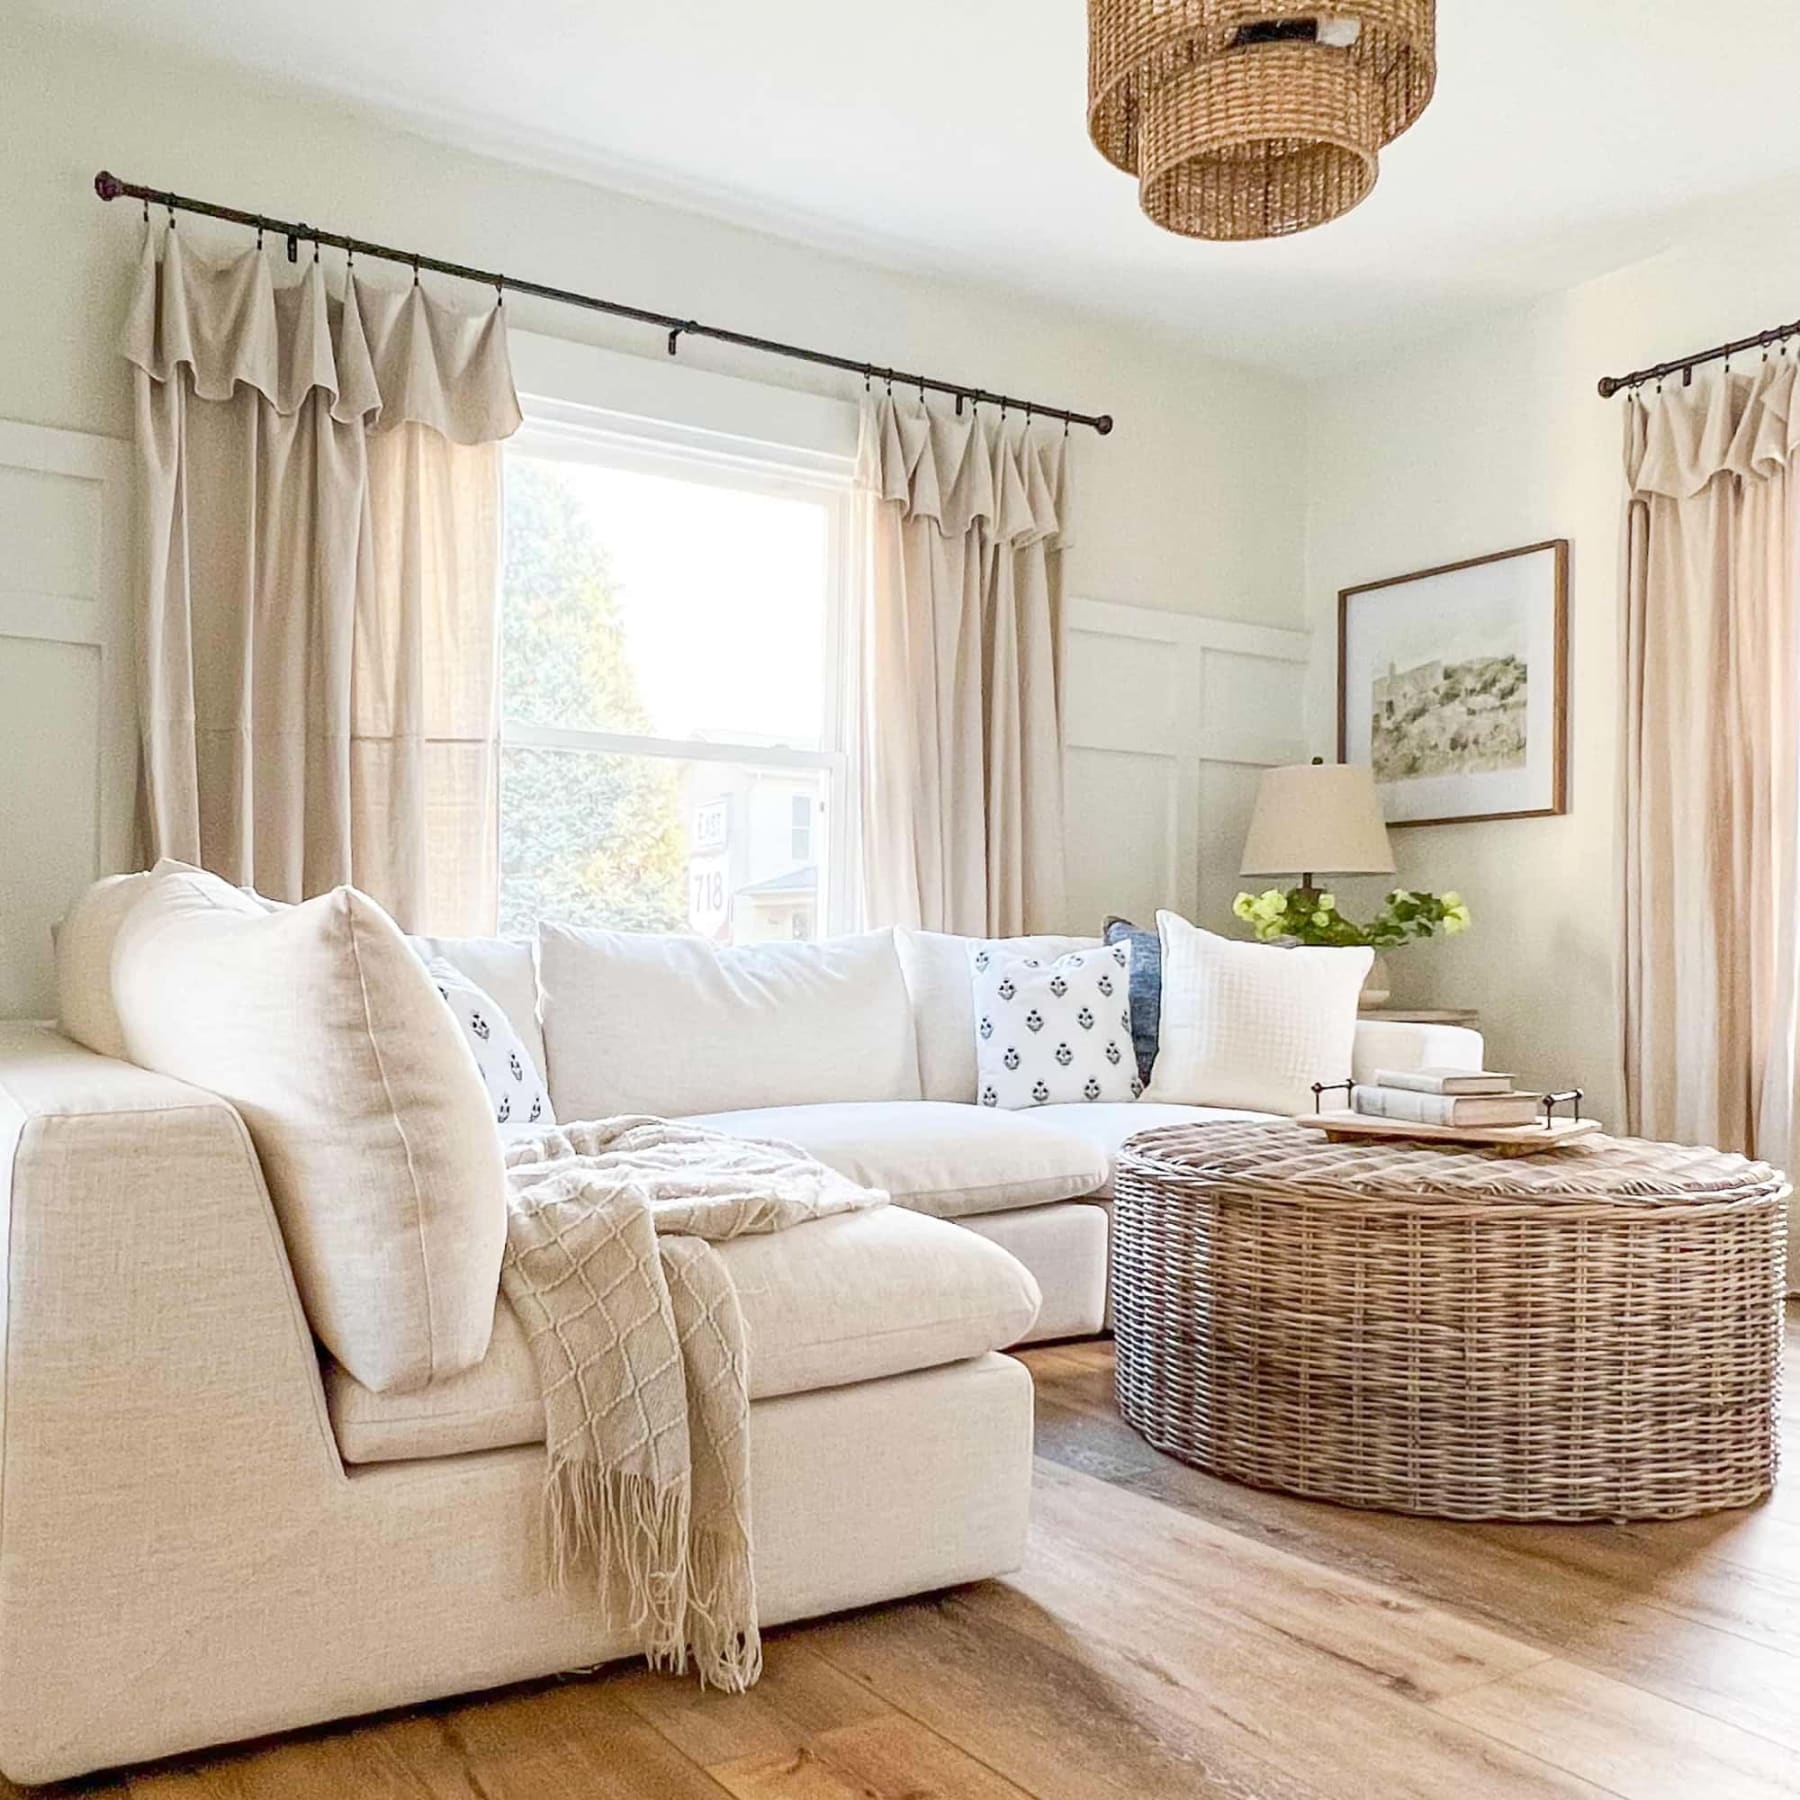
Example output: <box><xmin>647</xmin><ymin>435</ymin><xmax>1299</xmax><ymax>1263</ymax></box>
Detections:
<box><xmin>1103</xmin><ymin>916</ymin><xmax>1162</xmax><ymax>1084</ymax></box>
<box><xmin>971</xmin><ymin>942</ymin><xmax>1141</xmax><ymax>1109</ymax></box>
<box><xmin>53</xmin><ymin>870</ymin><xmax>153</xmax><ymax>1057</ymax></box>
<box><xmin>1145</xmin><ymin>912</ymin><xmax>1370</xmax><ymax>1116</ymax></box>
<box><xmin>426</xmin><ymin>959</ymin><xmax>555</xmax><ymax>1136</ymax></box>
<box><xmin>111</xmin><ymin>862</ymin><xmax>507</xmax><ymax>1393</ymax></box>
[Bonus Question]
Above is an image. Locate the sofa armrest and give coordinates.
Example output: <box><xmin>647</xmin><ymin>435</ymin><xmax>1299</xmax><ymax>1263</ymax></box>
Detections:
<box><xmin>0</xmin><ymin>1024</ymin><xmax>343</xmax><ymax>1775</ymax></box>
<box><xmin>1351</xmin><ymin>1018</ymin><xmax>1485</xmax><ymax>1086</ymax></box>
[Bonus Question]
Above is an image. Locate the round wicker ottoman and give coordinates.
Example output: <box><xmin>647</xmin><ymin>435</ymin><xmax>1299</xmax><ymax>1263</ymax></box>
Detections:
<box><xmin>1111</xmin><ymin>1121</ymin><xmax>1789</xmax><ymax>1521</ymax></box>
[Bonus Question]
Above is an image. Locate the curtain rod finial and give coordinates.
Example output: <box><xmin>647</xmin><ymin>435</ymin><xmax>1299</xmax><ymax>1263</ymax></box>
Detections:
<box><xmin>94</xmin><ymin>170</ymin><xmax>123</xmax><ymax>202</ymax></box>
<box><xmin>1096</xmin><ymin>415</ymin><xmax>1115</xmax><ymax>436</ymax></box>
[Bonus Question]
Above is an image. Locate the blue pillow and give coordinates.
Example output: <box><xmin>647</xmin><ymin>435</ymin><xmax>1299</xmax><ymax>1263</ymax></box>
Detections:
<box><xmin>1103</xmin><ymin>917</ymin><xmax>1160</xmax><ymax>1085</ymax></box>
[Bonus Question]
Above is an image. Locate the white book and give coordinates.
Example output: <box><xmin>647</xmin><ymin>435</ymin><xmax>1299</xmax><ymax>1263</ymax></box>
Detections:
<box><xmin>1351</xmin><ymin>1084</ymin><xmax>1544</xmax><ymax>1128</ymax></box>
<box><xmin>1375</xmin><ymin>1067</ymin><xmax>1516</xmax><ymax>1097</ymax></box>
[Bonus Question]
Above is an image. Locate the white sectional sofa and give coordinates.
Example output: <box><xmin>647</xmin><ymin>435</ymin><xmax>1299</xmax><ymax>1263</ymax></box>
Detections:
<box><xmin>0</xmin><ymin>900</ymin><xmax>1480</xmax><ymax>1781</ymax></box>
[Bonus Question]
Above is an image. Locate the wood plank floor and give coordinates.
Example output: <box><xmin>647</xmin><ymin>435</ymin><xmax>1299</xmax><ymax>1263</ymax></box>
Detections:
<box><xmin>19</xmin><ymin>1320</ymin><xmax>1800</xmax><ymax>1798</ymax></box>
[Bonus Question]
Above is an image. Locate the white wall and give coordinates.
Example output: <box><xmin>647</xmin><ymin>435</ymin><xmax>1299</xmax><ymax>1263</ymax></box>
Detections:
<box><xmin>0</xmin><ymin>13</ymin><xmax>1308</xmax><ymax>1009</ymax></box>
<box><xmin>1303</xmin><ymin>178</ymin><xmax>1800</xmax><ymax>1122</ymax></box>
<box><xmin>2</xmin><ymin>14</ymin><xmax>1306</xmax><ymax>629</ymax></box>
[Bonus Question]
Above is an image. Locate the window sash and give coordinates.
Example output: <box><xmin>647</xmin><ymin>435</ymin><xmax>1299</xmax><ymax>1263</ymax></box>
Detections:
<box><xmin>500</xmin><ymin>402</ymin><xmax>860</xmax><ymax>938</ymax></box>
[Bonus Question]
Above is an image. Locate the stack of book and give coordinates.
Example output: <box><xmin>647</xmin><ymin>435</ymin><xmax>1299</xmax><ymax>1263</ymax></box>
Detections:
<box><xmin>1351</xmin><ymin>1068</ymin><xmax>1543</xmax><ymax>1128</ymax></box>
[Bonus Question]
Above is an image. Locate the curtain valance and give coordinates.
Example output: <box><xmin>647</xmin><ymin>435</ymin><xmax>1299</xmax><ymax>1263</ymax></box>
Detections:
<box><xmin>1626</xmin><ymin>357</ymin><xmax>1800</xmax><ymax>499</ymax></box>
<box><xmin>856</xmin><ymin>396</ymin><xmax>1073</xmax><ymax>548</ymax></box>
<box><xmin>122</xmin><ymin>230</ymin><xmax>521</xmax><ymax>444</ymax></box>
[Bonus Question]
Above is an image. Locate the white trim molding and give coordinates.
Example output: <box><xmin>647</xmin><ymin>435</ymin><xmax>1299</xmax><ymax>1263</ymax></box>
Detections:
<box><xmin>0</xmin><ymin>418</ymin><xmax>135</xmax><ymax>1017</ymax></box>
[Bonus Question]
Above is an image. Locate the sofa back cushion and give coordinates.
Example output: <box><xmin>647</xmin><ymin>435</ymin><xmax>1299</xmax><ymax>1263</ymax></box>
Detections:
<box><xmin>538</xmin><ymin>925</ymin><xmax>921</xmax><ymax>1120</ymax></box>
<box><xmin>54</xmin><ymin>871</ymin><xmax>153</xmax><ymax>1057</ymax></box>
<box><xmin>111</xmin><ymin>864</ymin><xmax>507</xmax><ymax>1393</ymax></box>
<box><xmin>896</xmin><ymin>928</ymin><xmax>1100</xmax><ymax>1102</ymax></box>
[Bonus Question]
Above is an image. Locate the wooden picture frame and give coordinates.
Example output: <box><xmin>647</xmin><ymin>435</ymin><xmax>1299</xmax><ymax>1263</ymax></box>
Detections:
<box><xmin>1337</xmin><ymin>539</ymin><xmax>1569</xmax><ymax>829</ymax></box>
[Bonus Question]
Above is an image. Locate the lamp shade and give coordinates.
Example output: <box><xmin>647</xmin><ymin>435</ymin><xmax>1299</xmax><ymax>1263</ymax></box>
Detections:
<box><xmin>1240</xmin><ymin>761</ymin><xmax>1395</xmax><ymax>878</ymax></box>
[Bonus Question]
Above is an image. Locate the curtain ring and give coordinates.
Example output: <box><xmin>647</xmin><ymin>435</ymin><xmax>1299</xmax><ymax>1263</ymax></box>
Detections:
<box><xmin>141</xmin><ymin>195</ymin><xmax>149</xmax><ymax>226</ymax></box>
<box><xmin>863</xmin><ymin>368</ymin><xmax>872</xmax><ymax>394</ymax></box>
<box><xmin>495</xmin><ymin>279</ymin><xmax>504</xmax><ymax>308</ymax></box>
<box><xmin>884</xmin><ymin>370</ymin><xmax>893</xmax><ymax>396</ymax></box>
<box><xmin>255</xmin><ymin>217</ymin><xmax>265</xmax><ymax>252</ymax></box>
<box><xmin>165</xmin><ymin>196</ymin><xmax>176</xmax><ymax>230</ymax></box>
<box><xmin>1063</xmin><ymin>413</ymin><xmax>1071</xmax><ymax>439</ymax></box>
<box><xmin>313</xmin><ymin>233</ymin><xmax>321</xmax><ymax>263</ymax></box>
<box><xmin>412</xmin><ymin>255</ymin><xmax>420</xmax><ymax>288</ymax></box>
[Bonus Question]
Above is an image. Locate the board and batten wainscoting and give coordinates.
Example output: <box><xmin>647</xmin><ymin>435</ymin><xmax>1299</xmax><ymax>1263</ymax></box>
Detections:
<box><xmin>0</xmin><ymin>418</ymin><xmax>134</xmax><ymax>1020</ymax></box>
<box><xmin>1062</xmin><ymin>598</ymin><xmax>1310</xmax><ymax>935</ymax></box>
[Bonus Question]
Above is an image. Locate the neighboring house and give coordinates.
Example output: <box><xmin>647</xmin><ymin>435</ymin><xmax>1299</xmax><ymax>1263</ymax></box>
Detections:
<box><xmin>686</xmin><ymin>767</ymin><xmax>820</xmax><ymax>943</ymax></box>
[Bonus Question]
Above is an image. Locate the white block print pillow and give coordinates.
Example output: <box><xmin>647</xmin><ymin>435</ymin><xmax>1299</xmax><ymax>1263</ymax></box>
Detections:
<box><xmin>426</xmin><ymin>959</ymin><xmax>556</xmax><ymax>1136</ymax></box>
<box><xmin>971</xmin><ymin>941</ymin><xmax>1141</xmax><ymax>1109</ymax></box>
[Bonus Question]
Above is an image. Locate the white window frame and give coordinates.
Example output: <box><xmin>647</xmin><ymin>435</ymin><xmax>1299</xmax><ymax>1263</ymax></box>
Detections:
<box><xmin>500</xmin><ymin>394</ymin><xmax>861</xmax><ymax>937</ymax></box>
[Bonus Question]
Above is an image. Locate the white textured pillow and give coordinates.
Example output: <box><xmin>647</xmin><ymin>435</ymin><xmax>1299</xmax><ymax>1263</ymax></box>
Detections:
<box><xmin>111</xmin><ymin>864</ymin><xmax>507</xmax><ymax>1393</ymax></box>
<box><xmin>426</xmin><ymin>958</ymin><xmax>555</xmax><ymax>1136</ymax></box>
<box><xmin>896</xmin><ymin>928</ymin><xmax>1101</xmax><ymax>1101</ymax></box>
<box><xmin>539</xmin><ymin>925</ymin><xmax>922</xmax><ymax>1120</ymax></box>
<box><xmin>1145</xmin><ymin>912</ymin><xmax>1371</xmax><ymax>1116</ymax></box>
<box><xmin>53</xmin><ymin>871</ymin><xmax>152</xmax><ymax>1056</ymax></box>
<box><xmin>971</xmin><ymin>942</ymin><xmax>1141</xmax><ymax>1109</ymax></box>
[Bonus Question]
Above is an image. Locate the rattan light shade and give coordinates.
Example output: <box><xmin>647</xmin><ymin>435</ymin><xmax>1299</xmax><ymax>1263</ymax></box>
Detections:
<box><xmin>1087</xmin><ymin>1</ymin><xmax>1437</xmax><ymax>240</ymax></box>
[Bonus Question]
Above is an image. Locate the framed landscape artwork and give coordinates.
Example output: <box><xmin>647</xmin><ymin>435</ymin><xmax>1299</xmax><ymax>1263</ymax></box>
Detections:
<box><xmin>1337</xmin><ymin>540</ymin><xmax>1569</xmax><ymax>828</ymax></box>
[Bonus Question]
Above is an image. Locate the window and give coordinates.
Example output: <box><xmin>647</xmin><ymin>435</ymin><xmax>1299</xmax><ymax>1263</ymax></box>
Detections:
<box><xmin>498</xmin><ymin>409</ymin><xmax>854</xmax><ymax>946</ymax></box>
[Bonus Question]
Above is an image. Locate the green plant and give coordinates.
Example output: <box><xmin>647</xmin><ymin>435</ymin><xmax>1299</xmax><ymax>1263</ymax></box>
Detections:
<box><xmin>1231</xmin><ymin>886</ymin><xmax>1472</xmax><ymax>950</ymax></box>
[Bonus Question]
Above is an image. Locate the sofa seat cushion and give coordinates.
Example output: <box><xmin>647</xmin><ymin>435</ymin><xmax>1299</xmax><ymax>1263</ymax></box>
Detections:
<box><xmin>679</xmin><ymin>1101</ymin><xmax>1109</xmax><ymax>1221</ymax></box>
<box><xmin>1019</xmin><ymin>1101</ymin><xmax>1274</xmax><ymax>1198</ymax></box>
<box><xmin>326</xmin><ymin>1205</ymin><xmax>1041</xmax><ymax>1464</ymax></box>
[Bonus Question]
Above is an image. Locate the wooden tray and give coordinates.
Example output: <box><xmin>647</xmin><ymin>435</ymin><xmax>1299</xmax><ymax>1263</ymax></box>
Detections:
<box><xmin>1295</xmin><ymin>1110</ymin><xmax>1602</xmax><ymax>1155</ymax></box>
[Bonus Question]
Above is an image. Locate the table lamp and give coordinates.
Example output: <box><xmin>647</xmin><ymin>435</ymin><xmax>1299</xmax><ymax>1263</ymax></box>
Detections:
<box><xmin>1240</xmin><ymin>758</ymin><xmax>1395</xmax><ymax>905</ymax></box>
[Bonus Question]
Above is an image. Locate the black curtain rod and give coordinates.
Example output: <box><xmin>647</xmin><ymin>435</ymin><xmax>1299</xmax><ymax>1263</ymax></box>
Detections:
<box><xmin>94</xmin><ymin>170</ymin><xmax>1115</xmax><ymax>436</ymax></box>
<box><xmin>1597</xmin><ymin>314</ymin><xmax>1800</xmax><ymax>398</ymax></box>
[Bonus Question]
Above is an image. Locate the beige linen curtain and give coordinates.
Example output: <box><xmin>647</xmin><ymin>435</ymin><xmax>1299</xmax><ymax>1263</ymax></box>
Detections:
<box><xmin>1621</xmin><ymin>362</ymin><xmax>1800</xmax><ymax>1200</ymax></box>
<box><xmin>124</xmin><ymin>228</ymin><xmax>521</xmax><ymax>932</ymax></box>
<box><xmin>857</xmin><ymin>396</ymin><xmax>1070</xmax><ymax>936</ymax></box>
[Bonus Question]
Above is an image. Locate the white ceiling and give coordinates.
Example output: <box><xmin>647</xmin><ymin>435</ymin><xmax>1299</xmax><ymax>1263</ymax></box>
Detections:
<box><xmin>33</xmin><ymin>0</ymin><xmax>1800</xmax><ymax>373</ymax></box>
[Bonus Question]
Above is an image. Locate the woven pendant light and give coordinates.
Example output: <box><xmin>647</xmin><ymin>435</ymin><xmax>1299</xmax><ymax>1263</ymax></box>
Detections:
<box><xmin>1087</xmin><ymin>1</ymin><xmax>1436</xmax><ymax>240</ymax></box>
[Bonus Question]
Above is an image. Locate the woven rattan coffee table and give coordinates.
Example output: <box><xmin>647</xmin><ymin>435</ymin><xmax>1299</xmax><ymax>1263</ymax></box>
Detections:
<box><xmin>1112</xmin><ymin>1121</ymin><xmax>1789</xmax><ymax>1521</ymax></box>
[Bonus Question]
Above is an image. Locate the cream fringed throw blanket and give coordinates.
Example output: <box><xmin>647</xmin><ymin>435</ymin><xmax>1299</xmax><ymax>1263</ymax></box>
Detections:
<box><xmin>501</xmin><ymin>1118</ymin><xmax>886</xmax><ymax>1691</ymax></box>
